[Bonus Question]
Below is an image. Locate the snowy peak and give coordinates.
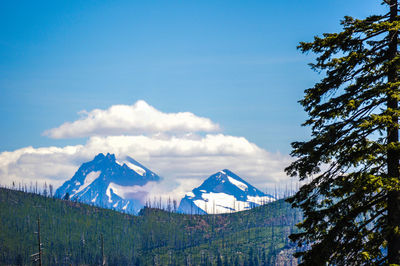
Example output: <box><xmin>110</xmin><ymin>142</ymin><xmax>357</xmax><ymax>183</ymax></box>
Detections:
<box><xmin>55</xmin><ymin>153</ymin><xmax>160</xmax><ymax>214</ymax></box>
<box><xmin>178</xmin><ymin>169</ymin><xmax>275</xmax><ymax>214</ymax></box>
<box><xmin>193</xmin><ymin>169</ymin><xmax>266</xmax><ymax>198</ymax></box>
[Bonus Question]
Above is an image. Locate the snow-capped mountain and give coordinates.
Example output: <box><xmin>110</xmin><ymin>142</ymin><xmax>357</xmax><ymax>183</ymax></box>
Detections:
<box><xmin>55</xmin><ymin>153</ymin><xmax>160</xmax><ymax>214</ymax></box>
<box><xmin>178</xmin><ymin>169</ymin><xmax>275</xmax><ymax>214</ymax></box>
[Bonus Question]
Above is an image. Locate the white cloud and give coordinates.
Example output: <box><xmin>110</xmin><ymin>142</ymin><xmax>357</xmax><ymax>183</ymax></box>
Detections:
<box><xmin>0</xmin><ymin>134</ymin><xmax>292</xmax><ymax>201</ymax></box>
<box><xmin>0</xmin><ymin>145</ymin><xmax>84</xmax><ymax>190</ymax></box>
<box><xmin>43</xmin><ymin>100</ymin><xmax>220</xmax><ymax>139</ymax></box>
<box><xmin>2</xmin><ymin>101</ymin><xmax>294</xmax><ymax>201</ymax></box>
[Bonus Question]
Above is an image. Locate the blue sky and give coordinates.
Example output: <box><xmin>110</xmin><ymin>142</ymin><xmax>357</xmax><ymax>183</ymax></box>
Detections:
<box><xmin>0</xmin><ymin>0</ymin><xmax>384</xmax><ymax>153</ymax></box>
<box><xmin>0</xmin><ymin>1</ymin><xmax>388</xmax><ymax>196</ymax></box>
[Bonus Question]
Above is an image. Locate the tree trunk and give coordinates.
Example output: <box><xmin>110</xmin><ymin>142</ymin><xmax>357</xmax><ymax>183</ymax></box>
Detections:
<box><xmin>387</xmin><ymin>0</ymin><xmax>400</xmax><ymax>264</ymax></box>
<box><xmin>37</xmin><ymin>217</ymin><xmax>42</xmax><ymax>266</ymax></box>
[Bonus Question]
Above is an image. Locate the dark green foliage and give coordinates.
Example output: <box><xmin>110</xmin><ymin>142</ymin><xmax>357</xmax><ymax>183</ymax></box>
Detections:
<box><xmin>63</xmin><ymin>192</ymin><xmax>69</xmax><ymax>201</ymax></box>
<box><xmin>0</xmin><ymin>188</ymin><xmax>301</xmax><ymax>265</ymax></box>
<box><xmin>286</xmin><ymin>1</ymin><xmax>400</xmax><ymax>265</ymax></box>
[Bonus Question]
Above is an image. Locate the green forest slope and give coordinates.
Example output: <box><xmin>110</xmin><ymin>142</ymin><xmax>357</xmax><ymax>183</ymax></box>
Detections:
<box><xmin>0</xmin><ymin>188</ymin><xmax>302</xmax><ymax>265</ymax></box>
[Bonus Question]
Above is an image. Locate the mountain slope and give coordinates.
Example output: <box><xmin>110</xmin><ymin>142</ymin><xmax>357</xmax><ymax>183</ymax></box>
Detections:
<box><xmin>0</xmin><ymin>188</ymin><xmax>301</xmax><ymax>265</ymax></box>
<box><xmin>178</xmin><ymin>169</ymin><xmax>275</xmax><ymax>214</ymax></box>
<box><xmin>55</xmin><ymin>153</ymin><xmax>160</xmax><ymax>214</ymax></box>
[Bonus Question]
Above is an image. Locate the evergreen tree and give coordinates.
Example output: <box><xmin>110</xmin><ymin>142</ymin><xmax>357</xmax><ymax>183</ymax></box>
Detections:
<box><xmin>234</xmin><ymin>256</ymin><xmax>240</xmax><ymax>266</ymax></box>
<box><xmin>223</xmin><ymin>254</ymin><xmax>229</xmax><ymax>266</ymax></box>
<box><xmin>63</xmin><ymin>192</ymin><xmax>70</xmax><ymax>201</ymax></box>
<box><xmin>217</xmin><ymin>253</ymin><xmax>222</xmax><ymax>266</ymax></box>
<box><xmin>286</xmin><ymin>1</ymin><xmax>400</xmax><ymax>264</ymax></box>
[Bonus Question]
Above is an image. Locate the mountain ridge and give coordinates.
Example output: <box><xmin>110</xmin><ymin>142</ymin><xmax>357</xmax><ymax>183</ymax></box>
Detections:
<box><xmin>55</xmin><ymin>153</ymin><xmax>160</xmax><ymax>214</ymax></box>
<box><xmin>178</xmin><ymin>169</ymin><xmax>275</xmax><ymax>214</ymax></box>
<box><xmin>56</xmin><ymin>153</ymin><xmax>274</xmax><ymax>216</ymax></box>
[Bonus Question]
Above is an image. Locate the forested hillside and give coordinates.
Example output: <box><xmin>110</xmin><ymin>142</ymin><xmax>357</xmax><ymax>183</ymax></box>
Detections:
<box><xmin>0</xmin><ymin>188</ymin><xmax>301</xmax><ymax>265</ymax></box>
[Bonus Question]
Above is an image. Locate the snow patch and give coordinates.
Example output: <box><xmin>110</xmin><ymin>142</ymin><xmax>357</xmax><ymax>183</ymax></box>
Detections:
<box><xmin>194</xmin><ymin>192</ymin><xmax>238</xmax><ymax>214</ymax></box>
<box><xmin>247</xmin><ymin>195</ymin><xmax>275</xmax><ymax>205</ymax></box>
<box><xmin>227</xmin><ymin>176</ymin><xmax>248</xmax><ymax>191</ymax></box>
<box><xmin>91</xmin><ymin>194</ymin><xmax>98</xmax><ymax>203</ymax></box>
<box><xmin>192</xmin><ymin>192</ymin><xmax>274</xmax><ymax>214</ymax></box>
<box><xmin>116</xmin><ymin>159</ymin><xmax>146</xmax><ymax>176</ymax></box>
<box><xmin>122</xmin><ymin>202</ymin><xmax>129</xmax><ymax>210</ymax></box>
<box><xmin>106</xmin><ymin>186</ymin><xmax>113</xmax><ymax>203</ymax></box>
<box><xmin>186</xmin><ymin>192</ymin><xmax>195</xmax><ymax>198</ymax></box>
<box><xmin>74</xmin><ymin>171</ymin><xmax>101</xmax><ymax>195</ymax></box>
<box><xmin>125</xmin><ymin>161</ymin><xmax>146</xmax><ymax>176</ymax></box>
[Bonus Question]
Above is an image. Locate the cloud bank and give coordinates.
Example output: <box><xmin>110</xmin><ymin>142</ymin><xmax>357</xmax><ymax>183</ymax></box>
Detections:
<box><xmin>1</xmin><ymin>100</ymin><xmax>292</xmax><ymax>201</ymax></box>
<box><xmin>44</xmin><ymin>100</ymin><xmax>220</xmax><ymax>139</ymax></box>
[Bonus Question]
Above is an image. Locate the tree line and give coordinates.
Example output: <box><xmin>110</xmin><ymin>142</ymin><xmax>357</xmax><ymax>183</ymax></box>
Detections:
<box><xmin>0</xmin><ymin>187</ymin><xmax>301</xmax><ymax>265</ymax></box>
